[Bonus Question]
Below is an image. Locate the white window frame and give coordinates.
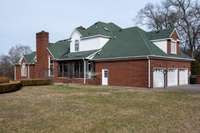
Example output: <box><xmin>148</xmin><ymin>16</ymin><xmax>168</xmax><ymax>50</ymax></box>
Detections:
<box><xmin>21</xmin><ymin>63</ymin><xmax>27</xmax><ymax>77</ymax></box>
<box><xmin>75</xmin><ymin>40</ymin><xmax>79</xmax><ymax>52</ymax></box>
<box><xmin>171</xmin><ymin>41</ymin><xmax>177</xmax><ymax>54</ymax></box>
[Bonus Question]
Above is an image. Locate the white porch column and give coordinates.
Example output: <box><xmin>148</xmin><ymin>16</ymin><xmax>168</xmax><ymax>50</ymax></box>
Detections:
<box><xmin>83</xmin><ymin>59</ymin><xmax>87</xmax><ymax>84</ymax></box>
<box><xmin>147</xmin><ymin>56</ymin><xmax>151</xmax><ymax>88</ymax></box>
<box><xmin>27</xmin><ymin>65</ymin><xmax>30</xmax><ymax>79</ymax></box>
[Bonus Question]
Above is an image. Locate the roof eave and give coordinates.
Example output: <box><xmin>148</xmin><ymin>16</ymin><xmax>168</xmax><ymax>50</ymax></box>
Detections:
<box><xmin>92</xmin><ymin>55</ymin><xmax>194</xmax><ymax>62</ymax></box>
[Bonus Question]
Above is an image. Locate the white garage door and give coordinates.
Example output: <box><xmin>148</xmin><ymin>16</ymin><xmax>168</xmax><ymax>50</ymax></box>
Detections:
<box><xmin>153</xmin><ymin>69</ymin><xmax>165</xmax><ymax>88</ymax></box>
<box><xmin>179</xmin><ymin>69</ymin><xmax>189</xmax><ymax>85</ymax></box>
<box><xmin>167</xmin><ymin>69</ymin><xmax>178</xmax><ymax>87</ymax></box>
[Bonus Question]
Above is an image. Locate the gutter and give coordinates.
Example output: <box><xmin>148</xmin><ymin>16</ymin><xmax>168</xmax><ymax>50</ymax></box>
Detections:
<box><xmin>92</xmin><ymin>55</ymin><xmax>194</xmax><ymax>62</ymax></box>
<box><xmin>147</xmin><ymin>56</ymin><xmax>151</xmax><ymax>88</ymax></box>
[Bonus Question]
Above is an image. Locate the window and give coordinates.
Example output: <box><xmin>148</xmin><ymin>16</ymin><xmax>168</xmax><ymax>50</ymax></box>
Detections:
<box><xmin>21</xmin><ymin>63</ymin><xmax>27</xmax><ymax>77</ymax></box>
<box><xmin>75</xmin><ymin>40</ymin><xmax>79</xmax><ymax>52</ymax></box>
<box><xmin>50</xmin><ymin>60</ymin><xmax>54</xmax><ymax>77</ymax></box>
<box><xmin>104</xmin><ymin>69</ymin><xmax>108</xmax><ymax>78</ymax></box>
<box><xmin>58</xmin><ymin>64</ymin><xmax>63</xmax><ymax>77</ymax></box>
<box><xmin>171</xmin><ymin>41</ymin><xmax>177</xmax><ymax>54</ymax></box>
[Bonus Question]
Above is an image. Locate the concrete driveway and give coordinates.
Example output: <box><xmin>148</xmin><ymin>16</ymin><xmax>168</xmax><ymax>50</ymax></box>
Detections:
<box><xmin>165</xmin><ymin>84</ymin><xmax>200</xmax><ymax>92</ymax></box>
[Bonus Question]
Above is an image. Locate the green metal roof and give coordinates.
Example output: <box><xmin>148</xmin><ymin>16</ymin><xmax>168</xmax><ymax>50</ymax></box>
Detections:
<box><xmin>23</xmin><ymin>22</ymin><xmax>192</xmax><ymax>62</ymax></box>
<box><xmin>93</xmin><ymin>26</ymin><xmax>192</xmax><ymax>60</ymax></box>
<box><xmin>93</xmin><ymin>27</ymin><xmax>167</xmax><ymax>60</ymax></box>
<box><xmin>24</xmin><ymin>52</ymin><xmax>36</xmax><ymax>64</ymax></box>
<box><xmin>48</xmin><ymin>39</ymin><xmax>70</xmax><ymax>59</ymax></box>
<box><xmin>75</xmin><ymin>21</ymin><xmax>121</xmax><ymax>38</ymax></box>
<box><xmin>146</xmin><ymin>28</ymin><xmax>174</xmax><ymax>40</ymax></box>
<box><xmin>60</xmin><ymin>50</ymin><xmax>97</xmax><ymax>60</ymax></box>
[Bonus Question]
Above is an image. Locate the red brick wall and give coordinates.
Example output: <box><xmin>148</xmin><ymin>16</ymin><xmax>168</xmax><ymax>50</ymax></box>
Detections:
<box><xmin>95</xmin><ymin>60</ymin><xmax>148</xmax><ymax>87</ymax></box>
<box><xmin>15</xmin><ymin>65</ymin><xmax>21</xmax><ymax>80</ymax></box>
<box><xmin>196</xmin><ymin>76</ymin><xmax>200</xmax><ymax>84</ymax></box>
<box><xmin>170</xmin><ymin>31</ymin><xmax>179</xmax><ymax>40</ymax></box>
<box><xmin>35</xmin><ymin>31</ymin><xmax>49</xmax><ymax>79</ymax></box>
<box><xmin>29</xmin><ymin>65</ymin><xmax>35</xmax><ymax>79</ymax></box>
<box><xmin>167</xmin><ymin>39</ymin><xmax>171</xmax><ymax>54</ymax></box>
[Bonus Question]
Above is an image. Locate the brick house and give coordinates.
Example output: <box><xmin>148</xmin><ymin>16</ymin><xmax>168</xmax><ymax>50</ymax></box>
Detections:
<box><xmin>15</xmin><ymin>22</ymin><xmax>194</xmax><ymax>88</ymax></box>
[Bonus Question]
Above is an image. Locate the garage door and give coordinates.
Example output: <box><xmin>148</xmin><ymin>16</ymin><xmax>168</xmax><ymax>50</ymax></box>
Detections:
<box><xmin>153</xmin><ymin>69</ymin><xmax>165</xmax><ymax>88</ymax></box>
<box><xmin>167</xmin><ymin>69</ymin><xmax>178</xmax><ymax>87</ymax></box>
<box><xmin>179</xmin><ymin>69</ymin><xmax>189</xmax><ymax>85</ymax></box>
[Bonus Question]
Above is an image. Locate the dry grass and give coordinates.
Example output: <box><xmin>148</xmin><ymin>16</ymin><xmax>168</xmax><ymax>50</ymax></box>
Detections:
<box><xmin>0</xmin><ymin>85</ymin><xmax>200</xmax><ymax>133</ymax></box>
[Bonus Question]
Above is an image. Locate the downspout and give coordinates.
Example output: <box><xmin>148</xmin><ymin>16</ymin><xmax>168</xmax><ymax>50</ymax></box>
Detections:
<box><xmin>147</xmin><ymin>56</ymin><xmax>151</xmax><ymax>88</ymax></box>
<box><xmin>83</xmin><ymin>58</ymin><xmax>86</xmax><ymax>84</ymax></box>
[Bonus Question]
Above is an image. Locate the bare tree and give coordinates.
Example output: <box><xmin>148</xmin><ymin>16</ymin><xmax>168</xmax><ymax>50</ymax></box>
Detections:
<box><xmin>0</xmin><ymin>55</ymin><xmax>13</xmax><ymax>79</ymax></box>
<box><xmin>135</xmin><ymin>0</ymin><xmax>200</xmax><ymax>58</ymax></box>
<box><xmin>0</xmin><ymin>45</ymin><xmax>32</xmax><ymax>79</ymax></box>
<box><xmin>8</xmin><ymin>45</ymin><xmax>32</xmax><ymax>65</ymax></box>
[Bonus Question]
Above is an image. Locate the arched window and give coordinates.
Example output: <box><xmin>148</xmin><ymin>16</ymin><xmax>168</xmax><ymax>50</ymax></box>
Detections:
<box><xmin>75</xmin><ymin>40</ymin><xmax>79</xmax><ymax>52</ymax></box>
<box><xmin>21</xmin><ymin>63</ymin><xmax>27</xmax><ymax>77</ymax></box>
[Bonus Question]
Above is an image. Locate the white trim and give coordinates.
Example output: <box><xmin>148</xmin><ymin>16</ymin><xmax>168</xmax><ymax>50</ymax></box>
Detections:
<box><xmin>86</xmin><ymin>49</ymin><xmax>101</xmax><ymax>60</ymax></box>
<box><xmin>81</xmin><ymin>34</ymin><xmax>111</xmax><ymax>40</ymax></box>
<box><xmin>93</xmin><ymin>55</ymin><xmax>194</xmax><ymax>62</ymax></box>
<box><xmin>151</xmin><ymin>38</ymin><xmax>171</xmax><ymax>42</ymax></box>
<box><xmin>48</xmin><ymin>56</ymin><xmax>51</xmax><ymax>77</ymax></box>
<box><xmin>18</xmin><ymin>56</ymin><xmax>25</xmax><ymax>64</ymax></box>
<box><xmin>147</xmin><ymin>56</ymin><xmax>151</xmax><ymax>88</ymax></box>
<box><xmin>70</xmin><ymin>29</ymin><xmax>82</xmax><ymax>38</ymax></box>
<box><xmin>170</xmin><ymin>28</ymin><xmax>181</xmax><ymax>39</ymax></box>
<box><xmin>83</xmin><ymin>59</ymin><xmax>86</xmax><ymax>84</ymax></box>
<box><xmin>47</xmin><ymin>48</ymin><xmax>55</xmax><ymax>59</ymax></box>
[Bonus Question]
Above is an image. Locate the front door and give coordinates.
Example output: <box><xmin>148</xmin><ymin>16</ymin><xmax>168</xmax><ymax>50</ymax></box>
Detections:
<box><xmin>102</xmin><ymin>69</ymin><xmax>108</xmax><ymax>85</ymax></box>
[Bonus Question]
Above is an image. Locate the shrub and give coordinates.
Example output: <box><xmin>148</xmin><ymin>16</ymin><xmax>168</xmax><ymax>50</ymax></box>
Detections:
<box><xmin>21</xmin><ymin>79</ymin><xmax>52</xmax><ymax>86</ymax></box>
<box><xmin>0</xmin><ymin>77</ymin><xmax>9</xmax><ymax>84</ymax></box>
<box><xmin>0</xmin><ymin>81</ymin><xmax>22</xmax><ymax>94</ymax></box>
<box><xmin>191</xmin><ymin>61</ymin><xmax>200</xmax><ymax>75</ymax></box>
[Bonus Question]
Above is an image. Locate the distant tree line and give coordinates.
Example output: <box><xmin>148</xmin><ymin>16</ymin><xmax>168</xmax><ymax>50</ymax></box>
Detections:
<box><xmin>135</xmin><ymin>0</ymin><xmax>200</xmax><ymax>75</ymax></box>
<box><xmin>0</xmin><ymin>45</ymin><xmax>32</xmax><ymax>79</ymax></box>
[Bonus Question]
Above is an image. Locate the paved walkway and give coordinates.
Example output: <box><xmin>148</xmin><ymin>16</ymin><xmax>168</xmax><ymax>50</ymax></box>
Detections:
<box><xmin>166</xmin><ymin>84</ymin><xmax>200</xmax><ymax>92</ymax></box>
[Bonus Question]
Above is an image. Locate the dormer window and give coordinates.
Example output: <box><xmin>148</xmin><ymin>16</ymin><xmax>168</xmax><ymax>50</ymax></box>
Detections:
<box><xmin>75</xmin><ymin>40</ymin><xmax>79</xmax><ymax>52</ymax></box>
<box><xmin>171</xmin><ymin>41</ymin><xmax>177</xmax><ymax>54</ymax></box>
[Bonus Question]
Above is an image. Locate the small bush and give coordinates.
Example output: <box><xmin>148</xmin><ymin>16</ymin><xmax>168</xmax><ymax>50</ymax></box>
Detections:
<box><xmin>21</xmin><ymin>79</ymin><xmax>52</xmax><ymax>86</ymax></box>
<box><xmin>0</xmin><ymin>81</ymin><xmax>22</xmax><ymax>94</ymax></box>
<box><xmin>0</xmin><ymin>77</ymin><xmax>9</xmax><ymax>84</ymax></box>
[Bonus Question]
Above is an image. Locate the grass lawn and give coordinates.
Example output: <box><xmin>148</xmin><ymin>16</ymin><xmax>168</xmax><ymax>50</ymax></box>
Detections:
<box><xmin>0</xmin><ymin>85</ymin><xmax>200</xmax><ymax>133</ymax></box>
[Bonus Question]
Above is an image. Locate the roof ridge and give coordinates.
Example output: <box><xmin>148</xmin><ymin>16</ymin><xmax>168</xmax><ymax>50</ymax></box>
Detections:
<box><xmin>135</xmin><ymin>27</ymin><xmax>153</xmax><ymax>55</ymax></box>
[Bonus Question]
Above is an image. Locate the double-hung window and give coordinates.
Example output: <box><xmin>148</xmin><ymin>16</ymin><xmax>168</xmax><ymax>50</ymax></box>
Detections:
<box><xmin>75</xmin><ymin>40</ymin><xmax>79</xmax><ymax>52</ymax></box>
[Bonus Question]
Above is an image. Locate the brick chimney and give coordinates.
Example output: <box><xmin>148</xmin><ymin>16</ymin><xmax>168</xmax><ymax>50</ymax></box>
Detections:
<box><xmin>35</xmin><ymin>31</ymin><xmax>49</xmax><ymax>79</ymax></box>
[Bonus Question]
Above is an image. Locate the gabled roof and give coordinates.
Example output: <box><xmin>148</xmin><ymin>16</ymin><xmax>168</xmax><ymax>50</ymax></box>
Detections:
<box><xmin>48</xmin><ymin>39</ymin><xmax>70</xmax><ymax>59</ymax></box>
<box><xmin>24</xmin><ymin>52</ymin><xmax>36</xmax><ymax>64</ymax></box>
<box><xmin>75</xmin><ymin>21</ymin><xmax>121</xmax><ymax>38</ymax></box>
<box><xmin>146</xmin><ymin>28</ymin><xmax>174</xmax><ymax>40</ymax></box>
<box><xmin>93</xmin><ymin>27</ymin><xmax>167</xmax><ymax>60</ymax></box>
<box><xmin>93</xmin><ymin>26</ymin><xmax>192</xmax><ymax>61</ymax></box>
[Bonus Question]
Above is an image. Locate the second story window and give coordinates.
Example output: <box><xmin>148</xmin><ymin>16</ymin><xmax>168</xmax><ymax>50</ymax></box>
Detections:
<box><xmin>75</xmin><ymin>40</ymin><xmax>79</xmax><ymax>52</ymax></box>
<box><xmin>171</xmin><ymin>41</ymin><xmax>177</xmax><ymax>54</ymax></box>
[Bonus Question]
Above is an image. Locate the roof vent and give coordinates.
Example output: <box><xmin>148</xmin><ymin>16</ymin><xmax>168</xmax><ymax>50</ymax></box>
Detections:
<box><xmin>104</xmin><ymin>27</ymin><xmax>110</xmax><ymax>31</ymax></box>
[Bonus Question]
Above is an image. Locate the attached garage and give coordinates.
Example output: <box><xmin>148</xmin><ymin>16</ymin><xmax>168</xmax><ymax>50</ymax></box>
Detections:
<box><xmin>179</xmin><ymin>69</ymin><xmax>189</xmax><ymax>85</ymax></box>
<box><xmin>167</xmin><ymin>68</ymin><xmax>178</xmax><ymax>87</ymax></box>
<box><xmin>153</xmin><ymin>68</ymin><xmax>165</xmax><ymax>88</ymax></box>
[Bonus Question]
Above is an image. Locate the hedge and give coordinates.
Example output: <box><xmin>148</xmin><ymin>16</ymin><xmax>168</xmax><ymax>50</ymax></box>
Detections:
<box><xmin>0</xmin><ymin>81</ymin><xmax>22</xmax><ymax>94</ymax></box>
<box><xmin>0</xmin><ymin>77</ymin><xmax>9</xmax><ymax>84</ymax></box>
<box><xmin>21</xmin><ymin>79</ymin><xmax>52</xmax><ymax>86</ymax></box>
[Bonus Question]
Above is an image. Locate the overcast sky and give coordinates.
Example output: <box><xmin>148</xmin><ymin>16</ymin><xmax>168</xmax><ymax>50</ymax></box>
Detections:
<box><xmin>0</xmin><ymin>0</ymin><xmax>161</xmax><ymax>55</ymax></box>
